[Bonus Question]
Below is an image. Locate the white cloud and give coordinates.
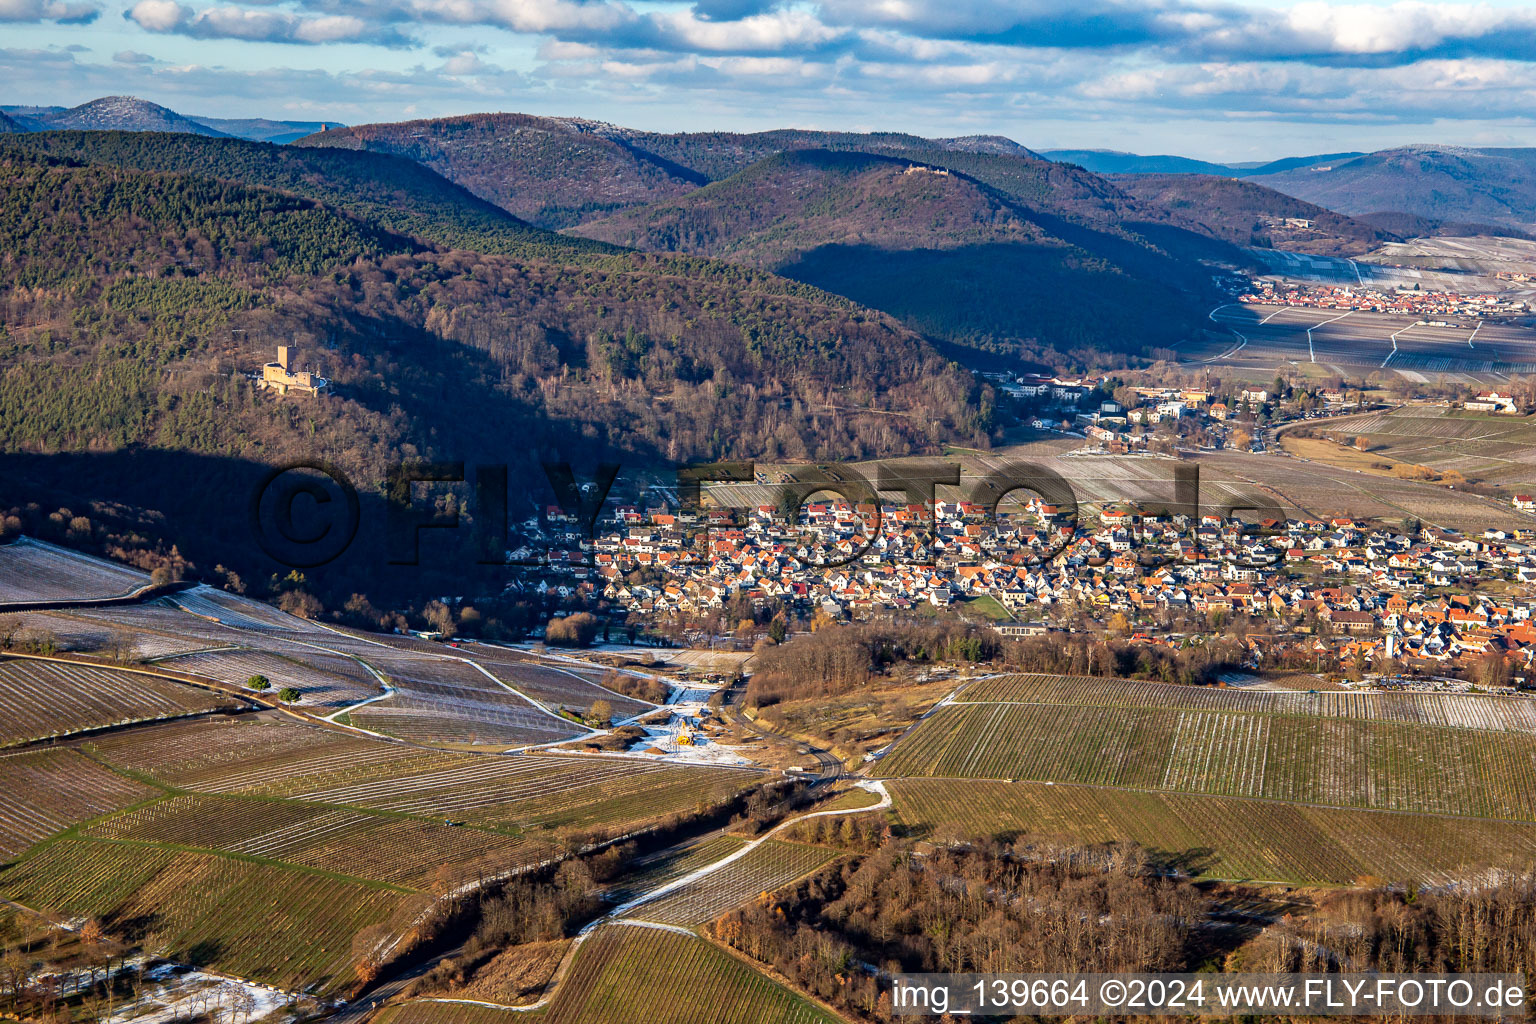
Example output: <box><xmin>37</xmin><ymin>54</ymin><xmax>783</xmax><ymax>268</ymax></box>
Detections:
<box><xmin>0</xmin><ymin>0</ymin><xmax>98</xmax><ymax>22</ymax></box>
<box><xmin>125</xmin><ymin>0</ymin><xmax>414</xmax><ymax>45</ymax></box>
<box><xmin>440</xmin><ymin>50</ymin><xmax>489</xmax><ymax>74</ymax></box>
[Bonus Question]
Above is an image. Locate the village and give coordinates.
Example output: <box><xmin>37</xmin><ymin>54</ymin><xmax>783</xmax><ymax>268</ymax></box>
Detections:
<box><xmin>1239</xmin><ymin>278</ymin><xmax>1532</xmax><ymax>318</ymax></box>
<box><xmin>516</xmin><ymin>467</ymin><xmax>1536</xmax><ymax>690</ymax></box>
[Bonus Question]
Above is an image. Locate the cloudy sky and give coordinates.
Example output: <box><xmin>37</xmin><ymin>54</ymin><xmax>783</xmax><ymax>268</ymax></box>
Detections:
<box><xmin>4</xmin><ymin>0</ymin><xmax>1536</xmax><ymax>160</ymax></box>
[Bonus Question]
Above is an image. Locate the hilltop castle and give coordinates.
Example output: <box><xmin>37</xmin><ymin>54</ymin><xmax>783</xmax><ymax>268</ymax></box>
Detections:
<box><xmin>258</xmin><ymin>346</ymin><xmax>329</xmax><ymax>397</ymax></box>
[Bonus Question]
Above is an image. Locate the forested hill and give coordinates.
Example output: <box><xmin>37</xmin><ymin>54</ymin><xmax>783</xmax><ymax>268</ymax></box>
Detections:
<box><xmin>1108</xmin><ymin>174</ymin><xmax>1402</xmax><ymax>255</ymax></box>
<box><xmin>572</xmin><ymin>149</ymin><xmax>1232</xmax><ymax>365</ymax></box>
<box><xmin>296</xmin><ymin>114</ymin><xmax>1237</xmax><ymax>366</ymax></box>
<box><xmin>293</xmin><ymin>116</ymin><xmax>1041</xmax><ymax>229</ymax></box>
<box><xmin>0</xmin><ymin>142</ymin><xmax>990</xmax><ymax>603</ymax></box>
<box><xmin>293</xmin><ymin>113</ymin><xmax>706</xmax><ymax>230</ymax></box>
<box><xmin>0</xmin><ymin>131</ymin><xmax>614</xmax><ymax>260</ymax></box>
<box><xmin>1249</xmin><ymin>146</ymin><xmax>1536</xmax><ymax>233</ymax></box>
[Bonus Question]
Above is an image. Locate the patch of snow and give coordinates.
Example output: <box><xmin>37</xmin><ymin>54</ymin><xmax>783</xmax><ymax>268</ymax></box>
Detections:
<box><xmin>625</xmin><ymin>699</ymin><xmax>753</xmax><ymax>766</ymax></box>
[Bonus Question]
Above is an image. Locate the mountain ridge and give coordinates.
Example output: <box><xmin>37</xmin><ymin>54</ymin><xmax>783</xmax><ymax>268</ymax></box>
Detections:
<box><xmin>571</xmin><ymin>147</ymin><xmax>1231</xmax><ymax>364</ymax></box>
<box><xmin>1249</xmin><ymin>145</ymin><xmax>1536</xmax><ymax>232</ymax></box>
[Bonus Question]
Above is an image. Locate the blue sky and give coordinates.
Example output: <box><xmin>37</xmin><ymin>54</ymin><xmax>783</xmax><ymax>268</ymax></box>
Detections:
<box><xmin>4</xmin><ymin>0</ymin><xmax>1536</xmax><ymax>160</ymax></box>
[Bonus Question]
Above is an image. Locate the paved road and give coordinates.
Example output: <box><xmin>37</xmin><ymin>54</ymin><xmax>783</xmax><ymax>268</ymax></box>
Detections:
<box><xmin>326</xmin><ymin>931</ymin><xmax>479</xmax><ymax>1024</ymax></box>
<box><xmin>720</xmin><ymin>677</ymin><xmax>844</xmax><ymax>784</ymax></box>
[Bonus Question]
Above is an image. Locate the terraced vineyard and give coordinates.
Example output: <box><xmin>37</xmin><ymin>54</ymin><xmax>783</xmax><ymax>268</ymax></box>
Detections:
<box><xmin>374</xmin><ymin>1003</ymin><xmax>524</xmax><ymax>1024</ymax></box>
<box><xmin>349</xmin><ymin>652</ymin><xmax>579</xmax><ymax>746</ymax></box>
<box><xmin>472</xmin><ymin>655</ymin><xmax>653</xmax><ymax>719</ymax></box>
<box><xmin>169</xmin><ymin>587</ymin><xmax>328</xmax><ymax>634</ymax></box>
<box><xmin>1300</xmin><ymin>406</ymin><xmax>1536</xmax><ymax>490</ymax></box>
<box><xmin>605</xmin><ymin>834</ymin><xmax>750</xmax><ymax>905</ymax></box>
<box><xmin>890</xmin><ymin>779</ymin><xmax>1536</xmax><ymax>884</ymax></box>
<box><xmin>0</xmin><ymin>748</ymin><xmax>160</xmax><ymax>861</ymax></box>
<box><xmin>83</xmin><ymin>718</ymin><xmax>461</xmax><ymax>795</ymax></box>
<box><xmin>81</xmin><ymin>793</ymin><xmax>543</xmax><ymax>887</ymax></box>
<box><xmin>622</xmin><ymin>840</ymin><xmax>838</xmax><ymax>926</ymax></box>
<box><xmin>3</xmin><ymin>610</ymin><xmax>208</xmax><ymax>660</ymax></box>
<box><xmin>0</xmin><ymin>657</ymin><xmax>238</xmax><ymax>747</ymax></box>
<box><xmin>0</xmin><ymin>537</ymin><xmax>150</xmax><ymax>604</ymax></box>
<box><xmin>961</xmin><ymin>674</ymin><xmax>1536</xmax><ymax>731</ymax></box>
<box><xmin>301</xmin><ymin>754</ymin><xmax>762</xmax><ymax>837</ymax></box>
<box><xmin>85</xmin><ymin>717</ymin><xmax>759</xmax><ymax>841</ymax></box>
<box><xmin>0</xmin><ymin>839</ymin><xmax>420</xmax><ymax>993</ymax></box>
<box><xmin>541</xmin><ymin>924</ymin><xmax>841</xmax><ymax>1024</ymax></box>
<box><xmin>69</xmin><ymin>602</ymin><xmax>262</xmax><ymax>648</ymax></box>
<box><xmin>154</xmin><ymin>646</ymin><xmax>379</xmax><ymax>709</ymax></box>
<box><xmin>874</xmin><ymin>701</ymin><xmax>1536</xmax><ymax>819</ymax></box>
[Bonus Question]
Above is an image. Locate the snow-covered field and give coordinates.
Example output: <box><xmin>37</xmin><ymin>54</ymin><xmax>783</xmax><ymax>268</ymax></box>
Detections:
<box><xmin>626</xmin><ymin>700</ymin><xmax>754</xmax><ymax>767</ymax></box>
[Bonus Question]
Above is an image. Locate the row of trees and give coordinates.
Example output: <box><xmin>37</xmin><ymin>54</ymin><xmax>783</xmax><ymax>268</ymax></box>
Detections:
<box><xmin>747</xmin><ymin>617</ymin><xmax>1249</xmax><ymax>707</ymax></box>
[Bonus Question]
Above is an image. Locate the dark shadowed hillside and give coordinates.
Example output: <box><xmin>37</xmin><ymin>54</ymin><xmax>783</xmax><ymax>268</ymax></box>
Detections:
<box><xmin>1250</xmin><ymin>146</ymin><xmax>1536</xmax><ymax>232</ymax></box>
<box><xmin>1108</xmin><ymin>174</ymin><xmax>1400</xmax><ymax>255</ymax></box>
<box><xmin>294</xmin><ymin>115</ymin><xmax>1235</xmax><ymax>366</ymax></box>
<box><xmin>573</xmin><ymin>149</ymin><xmax>1230</xmax><ymax>364</ymax></box>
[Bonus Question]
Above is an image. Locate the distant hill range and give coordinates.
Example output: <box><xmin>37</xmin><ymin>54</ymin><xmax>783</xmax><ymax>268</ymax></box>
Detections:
<box><xmin>1247</xmin><ymin>146</ymin><xmax>1536</xmax><ymax>234</ymax></box>
<box><xmin>189</xmin><ymin>116</ymin><xmax>344</xmax><ymax>145</ymax></box>
<box><xmin>1041</xmin><ymin>149</ymin><xmax>1362</xmax><ymax>178</ymax></box>
<box><xmin>294</xmin><ymin>114</ymin><xmax>1040</xmax><ymax>229</ymax></box>
<box><xmin>294</xmin><ymin>115</ymin><xmax>1236</xmax><ymax>362</ymax></box>
<box><xmin>14</xmin><ymin>98</ymin><xmax>1536</xmax><ymax>361</ymax></box>
<box><xmin>1</xmin><ymin>96</ymin><xmax>342</xmax><ymax>143</ymax></box>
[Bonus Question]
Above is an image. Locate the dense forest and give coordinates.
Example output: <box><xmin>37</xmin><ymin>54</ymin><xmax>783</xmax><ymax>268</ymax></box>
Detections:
<box><xmin>712</xmin><ymin>843</ymin><xmax>1536</xmax><ymax>1022</ymax></box>
<box><xmin>0</xmin><ymin>131</ymin><xmax>610</xmax><ymax>261</ymax></box>
<box><xmin>713</xmin><ymin>842</ymin><xmax>1207</xmax><ymax>1019</ymax></box>
<box><xmin>296</xmin><ymin>113</ymin><xmax>706</xmax><ymax>230</ymax></box>
<box><xmin>746</xmin><ymin>620</ymin><xmax>1249</xmax><ymax>707</ymax></box>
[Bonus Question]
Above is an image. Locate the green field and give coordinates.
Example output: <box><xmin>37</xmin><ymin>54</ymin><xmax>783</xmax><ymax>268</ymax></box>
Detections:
<box><xmin>890</xmin><ymin>779</ymin><xmax>1536</xmax><ymax>884</ymax></box>
<box><xmin>0</xmin><ymin>714</ymin><xmax>767</xmax><ymax>999</ymax></box>
<box><xmin>606</xmin><ymin>834</ymin><xmax>750</xmax><ymax>905</ymax></box>
<box><xmin>873</xmin><ymin>673</ymin><xmax>1536</xmax><ymax>884</ymax></box>
<box><xmin>0</xmin><ymin>748</ymin><xmax>161</xmax><ymax>862</ymax></box>
<box><xmin>84</xmin><ymin>717</ymin><xmax>760</xmax><ymax>844</ymax></box>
